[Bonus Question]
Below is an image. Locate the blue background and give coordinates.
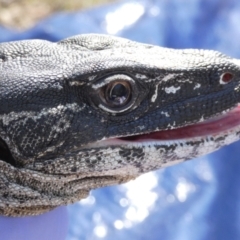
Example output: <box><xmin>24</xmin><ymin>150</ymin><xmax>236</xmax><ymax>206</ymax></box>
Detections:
<box><xmin>1</xmin><ymin>0</ymin><xmax>240</xmax><ymax>239</ymax></box>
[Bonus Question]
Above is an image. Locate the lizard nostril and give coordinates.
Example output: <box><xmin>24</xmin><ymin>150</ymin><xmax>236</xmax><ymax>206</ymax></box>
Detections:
<box><xmin>220</xmin><ymin>72</ymin><xmax>234</xmax><ymax>84</ymax></box>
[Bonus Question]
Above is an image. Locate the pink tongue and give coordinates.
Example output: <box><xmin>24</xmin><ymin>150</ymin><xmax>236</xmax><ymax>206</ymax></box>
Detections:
<box><xmin>120</xmin><ymin>106</ymin><xmax>240</xmax><ymax>141</ymax></box>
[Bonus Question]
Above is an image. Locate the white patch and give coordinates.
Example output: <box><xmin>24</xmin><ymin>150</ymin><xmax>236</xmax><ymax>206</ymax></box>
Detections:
<box><xmin>165</xmin><ymin>86</ymin><xmax>181</xmax><ymax>94</ymax></box>
<box><xmin>162</xmin><ymin>74</ymin><xmax>177</xmax><ymax>82</ymax></box>
<box><xmin>88</xmin><ymin>75</ymin><xmax>97</xmax><ymax>81</ymax></box>
<box><xmin>69</xmin><ymin>81</ymin><xmax>85</xmax><ymax>86</ymax></box>
<box><xmin>98</xmin><ymin>104</ymin><xmax>116</xmax><ymax>114</ymax></box>
<box><xmin>138</xmin><ymin>125</ymin><xmax>145</xmax><ymax>130</ymax></box>
<box><xmin>37</xmin><ymin>141</ymin><xmax>65</xmax><ymax>157</ymax></box>
<box><xmin>199</xmin><ymin>116</ymin><xmax>205</xmax><ymax>122</ymax></box>
<box><xmin>179</xmin><ymin>79</ymin><xmax>192</xmax><ymax>84</ymax></box>
<box><xmin>151</xmin><ymin>85</ymin><xmax>159</xmax><ymax>102</ymax></box>
<box><xmin>92</xmin><ymin>74</ymin><xmax>134</xmax><ymax>89</ymax></box>
<box><xmin>161</xmin><ymin>111</ymin><xmax>170</xmax><ymax>117</ymax></box>
<box><xmin>194</xmin><ymin>83</ymin><xmax>201</xmax><ymax>89</ymax></box>
<box><xmin>173</xmin><ymin>143</ymin><xmax>195</xmax><ymax>159</ymax></box>
<box><xmin>167</xmin><ymin>123</ymin><xmax>175</xmax><ymax>129</ymax></box>
<box><xmin>135</xmin><ymin>74</ymin><xmax>147</xmax><ymax>79</ymax></box>
<box><xmin>0</xmin><ymin>103</ymin><xmax>84</xmax><ymax>126</ymax></box>
<box><xmin>98</xmin><ymin>101</ymin><xmax>134</xmax><ymax>114</ymax></box>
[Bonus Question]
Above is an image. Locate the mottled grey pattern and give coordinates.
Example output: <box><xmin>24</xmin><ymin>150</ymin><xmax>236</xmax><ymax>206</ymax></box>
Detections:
<box><xmin>0</xmin><ymin>34</ymin><xmax>240</xmax><ymax>216</ymax></box>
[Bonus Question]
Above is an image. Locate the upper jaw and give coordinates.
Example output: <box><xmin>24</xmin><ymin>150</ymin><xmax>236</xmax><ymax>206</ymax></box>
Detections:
<box><xmin>84</xmin><ymin>104</ymin><xmax>240</xmax><ymax>148</ymax></box>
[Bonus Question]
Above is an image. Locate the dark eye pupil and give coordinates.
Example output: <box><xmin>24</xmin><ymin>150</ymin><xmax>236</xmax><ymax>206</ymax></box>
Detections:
<box><xmin>110</xmin><ymin>84</ymin><xmax>127</xmax><ymax>100</ymax></box>
<box><xmin>107</xmin><ymin>82</ymin><xmax>130</xmax><ymax>106</ymax></box>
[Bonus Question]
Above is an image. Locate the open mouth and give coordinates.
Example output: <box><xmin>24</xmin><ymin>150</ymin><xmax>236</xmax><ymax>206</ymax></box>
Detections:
<box><xmin>1</xmin><ymin>105</ymin><xmax>240</xmax><ymax>166</ymax></box>
<box><xmin>118</xmin><ymin>104</ymin><xmax>240</xmax><ymax>142</ymax></box>
<box><xmin>88</xmin><ymin>104</ymin><xmax>240</xmax><ymax>148</ymax></box>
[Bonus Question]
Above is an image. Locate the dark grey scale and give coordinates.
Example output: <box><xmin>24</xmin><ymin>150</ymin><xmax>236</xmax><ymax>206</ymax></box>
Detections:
<box><xmin>119</xmin><ymin>149</ymin><xmax>132</xmax><ymax>158</ymax></box>
<box><xmin>215</xmin><ymin>136</ymin><xmax>227</xmax><ymax>143</ymax></box>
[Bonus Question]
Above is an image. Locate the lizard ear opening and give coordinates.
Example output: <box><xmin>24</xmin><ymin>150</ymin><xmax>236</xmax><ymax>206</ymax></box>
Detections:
<box><xmin>0</xmin><ymin>137</ymin><xmax>16</xmax><ymax>166</ymax></box>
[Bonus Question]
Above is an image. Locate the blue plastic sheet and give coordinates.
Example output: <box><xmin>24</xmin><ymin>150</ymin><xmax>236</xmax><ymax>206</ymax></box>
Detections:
<box><xmin>1</xmin><ymin>0</ymin><xmax>240</xmax><ymax>239</ymax></box>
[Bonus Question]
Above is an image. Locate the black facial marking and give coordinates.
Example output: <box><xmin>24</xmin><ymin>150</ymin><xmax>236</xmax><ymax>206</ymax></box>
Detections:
<box><xmin>0</xmin><ymin>137</ymin><xmax>16</xmax><ymax>166</ymax></box>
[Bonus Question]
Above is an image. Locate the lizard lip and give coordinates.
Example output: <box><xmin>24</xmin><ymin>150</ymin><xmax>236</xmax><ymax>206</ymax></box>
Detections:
<box><xmin>117</xmin><ymin>105</ymin><xmax>240</xmax><ymax>142</ymax></box>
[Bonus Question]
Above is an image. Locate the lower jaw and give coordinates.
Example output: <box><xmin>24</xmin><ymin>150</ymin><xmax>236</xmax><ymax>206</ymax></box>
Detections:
<box><xmin>85</xmin><ymin>116</ymin><xmax>240</xmax><ymax>171</ymax></box>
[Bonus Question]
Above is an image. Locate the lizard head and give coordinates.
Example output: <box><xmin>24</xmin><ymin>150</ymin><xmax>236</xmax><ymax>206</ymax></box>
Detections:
<box><xmin>0</xmin><ymin>34</ymin><xmax>240</xmax><ymax>215</ymax></box>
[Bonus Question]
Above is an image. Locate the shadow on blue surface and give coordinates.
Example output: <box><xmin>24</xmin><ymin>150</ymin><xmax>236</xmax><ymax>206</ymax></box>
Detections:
<box><xmin>1</xmin><ymin>0</ymin><xmax>240</xmax><ymax>239</ymax></box>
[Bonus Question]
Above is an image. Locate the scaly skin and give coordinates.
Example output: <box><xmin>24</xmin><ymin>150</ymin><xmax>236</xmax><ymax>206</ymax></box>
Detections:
<box><xmin>0</xmin><ymin>34</ymin><xmax>240</xmax><ymax>216</ymax></box>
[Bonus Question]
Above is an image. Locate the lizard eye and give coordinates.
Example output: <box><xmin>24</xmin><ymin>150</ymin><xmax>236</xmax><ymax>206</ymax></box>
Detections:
<box><xmin>90</xmin><ymin>74</ymin><xmax>137</xmax><ymax>114</ymax></box>
<box><xmin>105</xmin><ymin>81</ymin><xmax>131</xmax><ymax>106</ymax></box>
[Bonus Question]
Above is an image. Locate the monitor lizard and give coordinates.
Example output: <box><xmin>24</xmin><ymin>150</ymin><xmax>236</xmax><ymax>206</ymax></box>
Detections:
<box><xmin>0</xmin><ymin>34</ymin><xmax>240</xmax><ymax>216</ymax></box>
